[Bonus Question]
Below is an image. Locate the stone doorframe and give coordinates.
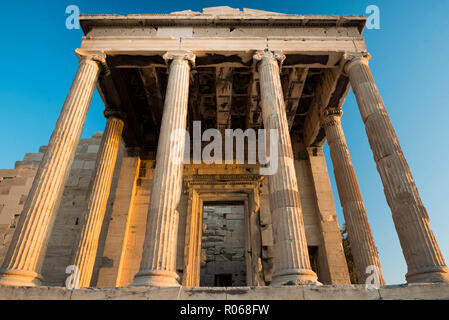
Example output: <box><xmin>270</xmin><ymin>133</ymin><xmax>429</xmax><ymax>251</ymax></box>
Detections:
<box><xmin>181</xmin><ymin>174</ymin><xmax>267</xmax><ymax>287</ymax></box>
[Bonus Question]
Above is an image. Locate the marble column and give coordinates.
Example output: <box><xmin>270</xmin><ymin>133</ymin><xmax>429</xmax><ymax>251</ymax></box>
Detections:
<box><xmin>0</xmin><ymin>49</ymin><xmax>105</xmax><ymax>287</ymax></box>
<box><xmin>71</xmin><ymin>109</ymin><xmax>124</xmax><ymax>287</ymax></box>
<box><xmin>254</xmin><ymin>50</ymin><xmax>319</xmax><ymax>285</ymax></box>
<box><xmin>322</xmin><ymin>108</ymin><xmax>385</xmax><ymax>285</ymax></box>
<box><xmin>131</xmin><ymin>51</ymin><xmax>194</xmax><ymax>287</ymax></box>
<box><xmin>346</xmin><ymin>53</ymin><xmax>449</xmax><ymax>283</ymax></box>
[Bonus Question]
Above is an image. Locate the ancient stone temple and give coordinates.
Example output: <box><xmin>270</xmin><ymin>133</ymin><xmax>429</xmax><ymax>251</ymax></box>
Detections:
<box><xmin>0</xmin><ymin>7</ymin><xmax>448</xmax><ymax>294</ymax></box>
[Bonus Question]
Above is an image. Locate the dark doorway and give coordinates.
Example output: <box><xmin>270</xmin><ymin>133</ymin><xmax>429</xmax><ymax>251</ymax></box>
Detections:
<box><xmin>200</xmin><ymin>202</ymin><xmax>247</xmax><ymax>287</ymax></box>
<box><xmin>214</xmin><ymin>274</ymin><xmax>233</xmax><ymax>286</ymax></box>
<box><xmin>308</xmin><ymin>246</ymin><xmax>319</xmax><ymax>275</ymax></box>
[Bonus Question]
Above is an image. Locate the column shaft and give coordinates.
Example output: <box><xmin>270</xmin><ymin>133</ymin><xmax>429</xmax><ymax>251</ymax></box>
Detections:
<box><xmin>255</xmin><ymin>51</ymin><xmax>319</xmax><ymax>285</ymax></box>
<box><xmin>0</xmin><ymin>50</ymin><xmax>103</xmax><ymax>287</ymax></box>
<box><xmin>72</xmin><ymin>114</ymin><xmax>124</xmax><ymax>287</ymax></box>
<box><xmin>323</xmin><ymin>110</ymin><xmax>385</xmax><ymax>285</ymax></box>
<box><xmin>132</xmin><ymin>52</ymin><xmax>193</xmax><ymax>287</ymax></box>
<box><xmin>347</xmin><ymin>54</ymin><xmax>449</xmax><ymax>283</ymax></box>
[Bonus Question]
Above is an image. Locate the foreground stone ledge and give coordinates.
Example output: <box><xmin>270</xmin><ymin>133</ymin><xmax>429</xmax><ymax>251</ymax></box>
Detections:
<box><xmin>0</xmin><ymin>283</ymin><xmax>448</xmax><ymax>300</ymax></box>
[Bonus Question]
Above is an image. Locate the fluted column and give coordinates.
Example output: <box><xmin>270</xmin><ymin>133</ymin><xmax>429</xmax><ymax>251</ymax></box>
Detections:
<box><xmin>322</xmin><ymin>108</ymin><xmax>385</xmax><ymax>285</ymax></box>
<box><xmin>0</xmin><ymin>49</ymin><xmax>104</xmax><ymax>287</ymax></box>
<box><xmin>72</xmin><ymin>109</ymin><xmax>124</xmax><ymax>287</ymax></box>
<box><xmin>131</xmin><ymin>51</ymin><xmax>194</xmax><ymax>287</ymax></box>
<box><xmin>254</xmin><ymin>50</ymin><xmax>319</xmax><ymax>285</ymax></box>
<box><xmin>346</xmin><ymin>53</ymin><xmax>449</xmax><ymax>283</ymax></box>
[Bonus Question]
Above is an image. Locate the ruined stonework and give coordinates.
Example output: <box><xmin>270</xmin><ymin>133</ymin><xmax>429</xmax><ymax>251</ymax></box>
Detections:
<box><xmin>200</xmin><ymin>204</ymin><xmax>247</xmax><ymax>287</ymax></box>
<box><xmin>0</xmin><ymin>7</ymin><xmax>447</xmax><ymax>297</ymax></box>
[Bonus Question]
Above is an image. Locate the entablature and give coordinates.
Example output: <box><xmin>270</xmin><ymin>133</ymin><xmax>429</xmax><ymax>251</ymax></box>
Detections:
<box><xmin>81</xmin><ymin>8</ymin><xmax>366</xmax><ymax>153</ymax></box>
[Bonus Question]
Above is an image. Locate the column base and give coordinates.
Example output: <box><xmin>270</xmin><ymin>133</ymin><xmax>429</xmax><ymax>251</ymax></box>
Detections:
<box><xmin>130</xmin><ymin>269</ymin><xmax>180</xmax><ymax>287</ymax></box>
<box><xmin>0</xmin><ymin>269</ymin><xmax>42</xmax><ymax>287</ymax></box>
<box><xmin>271</xmin><ymin>268</ymin><xmax>321</xmax><ymax>286</ymax></box>
<box><xmin>406</xmin><ymin>266</ymin><xmax>449</xmax><ymax>283</ymax></box>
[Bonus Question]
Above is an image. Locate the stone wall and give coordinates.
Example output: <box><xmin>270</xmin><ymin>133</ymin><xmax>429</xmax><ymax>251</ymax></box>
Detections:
<box><xmin>200</xmin><ymin>204</ymin><xmax>247</xmax><ymax>287</ymax></box>
<box><xmin>43</xmin><ymin>133</ymin><xmax>105</xmax><ymax>285</ymax></box>
<box><xmin>0</xmin><ymin>133</ymin><xmax>124</xmax><ymax>286</ymax></box>
<box><xmin>0</xmin><ymin>163</ymin><xmax>39</xmax><ymax>265</ymax></box>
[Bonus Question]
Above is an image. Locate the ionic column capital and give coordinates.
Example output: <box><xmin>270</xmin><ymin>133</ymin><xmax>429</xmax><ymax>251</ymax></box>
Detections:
<box><xmin>75</xmin><ymin>49</ymin><xmax>106</xmax><ymax>64</ymax></box>
<box><xmin>253</xmin><ymin>50</ymin><xmax>285</xmax><ymax>68</ymax></box>
<box><xmin>306</xmin><ymin>146</ymin><xmax>325</xmax><ymax>157</ymax></box>
<box><xmin>343</xmin><ymin>52</ymin><xmax>371</xmax><ymax>74</ymax></box>
<box><xmin>75</xmin><ymin>49</ymin><xmax>109</xmax><ymax>76</ymax></box>
<box><xmin>163</xmin><ymin>50</ymin><xmax>195</xmax><ymax>67</ymax></box>
<box><xmin>321</xmin><ymin>108</ymin><xmax>343</xmax><ymax>128</ymax></box>
<box><xmin>104</xmin><ymin>107</ymin><xmax>125</xmax><ymax>121</ymax></box>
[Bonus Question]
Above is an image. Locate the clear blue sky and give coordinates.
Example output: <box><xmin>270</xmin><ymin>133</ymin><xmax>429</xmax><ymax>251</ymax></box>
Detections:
<box><xmin>1</xmin><ymin>0</ymin><xmax>448</xmax><ymax>285</ymax></box>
